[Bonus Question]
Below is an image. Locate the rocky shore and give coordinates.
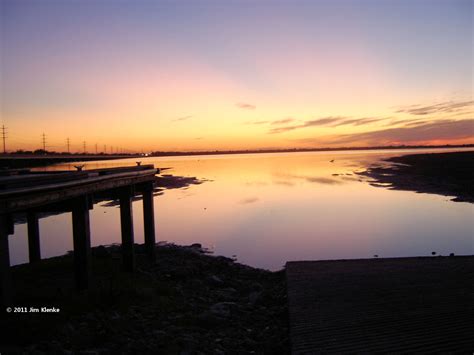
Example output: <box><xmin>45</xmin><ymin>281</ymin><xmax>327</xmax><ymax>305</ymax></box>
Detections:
<box><xmin>360</xmin><ymin>151</ymin><xmax>474</xmax><ymax>203</ymax></box>
<box><xmin>1</xmin><ymin>243</ymin><xmax>289</xmax><ymax>354</ymax></box>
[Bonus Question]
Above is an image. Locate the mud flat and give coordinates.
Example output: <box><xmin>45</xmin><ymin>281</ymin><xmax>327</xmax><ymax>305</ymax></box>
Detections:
<box><xmin>361</xmin><ymin>151</ymin><xmax>474</xmax><ymax>202</ymax></box>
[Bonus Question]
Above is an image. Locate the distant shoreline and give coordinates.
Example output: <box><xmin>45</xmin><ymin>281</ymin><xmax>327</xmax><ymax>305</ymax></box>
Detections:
<box><xmin>1</xmin><ymin>144</ymin><xmax>473</xmax><ymax>169</ymax></box>
<box><xmin>149</xmin><ymin>144</ymin><xmax>474</xmax><ymax>157</ymax></box>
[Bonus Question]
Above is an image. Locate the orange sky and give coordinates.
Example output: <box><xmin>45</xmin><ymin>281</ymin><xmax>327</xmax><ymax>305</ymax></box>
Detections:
<box><xmin>1</xmin><ymin>0</ymin><xmax>472</xmax><ymax>152</ymax></box>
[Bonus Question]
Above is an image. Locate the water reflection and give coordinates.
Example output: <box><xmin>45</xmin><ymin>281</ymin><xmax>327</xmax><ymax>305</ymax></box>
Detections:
<box><xmin>9</xmin><ymin>148</ymin><xmax>474</xmax><ymax>270</ymax></box>
<box><xmin>272</xmin><ymin>172</ymin><xmax>343</xmax><ymax>185</ymax></box>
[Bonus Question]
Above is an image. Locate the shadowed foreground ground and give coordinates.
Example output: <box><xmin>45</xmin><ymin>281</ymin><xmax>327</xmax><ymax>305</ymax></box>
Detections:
<box><xmin>0</xmin><ymin>244</ymin><xmax>288</xmax><ymax>354</ymax></box>
<box><xmin>361</xmin><ymin>151</ymin><xmax>474</xmax><ymax>202</ymax></box>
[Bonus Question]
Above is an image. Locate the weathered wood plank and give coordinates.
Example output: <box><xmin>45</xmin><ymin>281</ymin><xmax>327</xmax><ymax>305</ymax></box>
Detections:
<box><xmin>0</xmin><ymin>169</ymin><xmax>157</xmax><ymax>213</ymax></box>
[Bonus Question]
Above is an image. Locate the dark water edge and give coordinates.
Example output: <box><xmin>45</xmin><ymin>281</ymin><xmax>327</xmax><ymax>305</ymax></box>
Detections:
<box><xmin>360</xmin><ymin>151</ymin><xmax>474</xmax><ymax>203</ymax></box>
<box><xmin>1</xmin><ymin>243</ymin><xmax>289</xmax><ymax>354</ymax></box>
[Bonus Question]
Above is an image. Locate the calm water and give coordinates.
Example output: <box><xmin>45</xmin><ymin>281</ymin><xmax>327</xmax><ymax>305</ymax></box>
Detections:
<box><xmin>10</xmin><ymin>149</ymin><xmax>474</xmax><ymax>270</ymax></box>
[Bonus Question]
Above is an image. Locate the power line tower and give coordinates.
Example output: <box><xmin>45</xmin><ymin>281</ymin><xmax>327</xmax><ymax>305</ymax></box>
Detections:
<box><xmin>83</xmin><ymin>141</ymin><xmax>86</xmax><ymax>154</ymax></box>
<box><xmin>42</xmin><ymin>133</ymin><xmax>47</xmax><ymax>151</ymax></box>
<box><xmin>103</xmin><ymin>145</ymin><xmax>106</xmax><ymax>154</ymax></box>
<box><xmin>66</xmin><ymin>137</ymin><xmax>70</xmax><ymax>154</ymax></box>
<box><xmin>1</xmin><ymin>125</ymin><xmax>7</xmax><ymax>154</ymax></box>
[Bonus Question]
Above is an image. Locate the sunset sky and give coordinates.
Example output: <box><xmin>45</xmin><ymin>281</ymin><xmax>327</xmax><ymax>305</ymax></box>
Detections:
<box><xmin>1</xmin><ymin>0</ymin><xmax>472</xmax><ymax>153</ymax></box>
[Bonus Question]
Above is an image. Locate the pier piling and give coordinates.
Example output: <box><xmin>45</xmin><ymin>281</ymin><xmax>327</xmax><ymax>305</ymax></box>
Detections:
<box><xmin>142</xmin><ymin>182</ymin><xmax>156</xmax><ymax>262</ymax></box>
<box><xmin>120</xmin><ymin>187</ymin><xmax>135</xmax><ymax>272</ymax></box>
<box><xmin>27</xmin><ymin>211</ymin><xmax>41</xmax><ymax>263</ymax></box>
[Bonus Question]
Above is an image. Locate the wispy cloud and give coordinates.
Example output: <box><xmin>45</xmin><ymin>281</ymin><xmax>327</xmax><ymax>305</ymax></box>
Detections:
<box><xmin>172</xmin><ymin>115</ymin><xmax>192</xmax><ymax>122</ymax></box>
<box><xmin>331</xmin><ymin>119</ymin><xmax>474</xmax><ymax>145</ymax></box>
<box><xmin>395</xmin><ymin>100</ymin><xmax>474</xmax><ymax>116</ymax></box>
<box><xmin>268</xmin><ymin>116</ymin><xmax>385</xmax><ymax>134</ymax></box>
<box><xmin>268</xmin><ymin>116</ymin><xmax>345</xmax><ymax>134</ymax></box>
<box><xmin>333</xmin><ymin>117</ymin><xmax>384</xmax><ymax>126</ymax></box>
<box><xmin>384</xmin><ymin>118</ymin><xmax>423</xmax><ymax>127</ymax></box>
<box><xmin>246</xmin><ymin>120</ymin><xmax>269</xmax><ymax>125</ymax></box>
<box><xmin>271</xmin><ymin>118</ymin><xmax>295</xmax><ymax>125</ymax></box>
<box><xmin>236</xmin><ymin>102</ymin><xmax>256</xmax><ymax>110</ymax></box>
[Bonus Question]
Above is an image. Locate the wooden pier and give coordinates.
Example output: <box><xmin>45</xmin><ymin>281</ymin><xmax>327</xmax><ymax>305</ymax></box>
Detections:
<box><xmin>0</xmin><ymin>164</ymin><xmax>159</xmax><ymax>305</ymax></box>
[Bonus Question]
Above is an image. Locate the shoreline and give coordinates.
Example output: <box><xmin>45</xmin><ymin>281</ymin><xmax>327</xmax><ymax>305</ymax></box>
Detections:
<box><xmin>1</xmin><ymin>243</ymin><xmax>289</xmax><ymax>354</ymax></box>
<box><xmin>148</xmin><ymin>144</ymin><xmax>474</xmax><ymax>157</ymax></box>
<box><xmin>1</xmin><ymin>145</ymin><xmax>473</xmax><ymax>170</ymax></box>
<box><xmin>360</xmin><ymin>151</ymin><xmax>474</xmax><ymax>203</ymax></box>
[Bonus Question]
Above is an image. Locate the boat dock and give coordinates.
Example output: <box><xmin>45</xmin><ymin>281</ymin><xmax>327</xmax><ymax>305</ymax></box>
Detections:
<box><xmin>286</xmin><ymin>257</ymin><xmax>474</xmax><ymax>353</ymax></box>
<box><xmin>0</xmin><ymin>164</ymin><xmax>159</xmax><ymax>304</ymax></box>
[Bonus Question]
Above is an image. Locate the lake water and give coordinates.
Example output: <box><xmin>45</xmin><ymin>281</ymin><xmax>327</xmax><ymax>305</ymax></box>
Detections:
<box><xmin>9</xmin><ymin>148</ymin><xmax>474</xmax><ymax>270</ymax></box>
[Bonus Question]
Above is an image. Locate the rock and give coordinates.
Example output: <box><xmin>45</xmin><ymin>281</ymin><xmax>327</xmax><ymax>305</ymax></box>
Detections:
<box><xmin>248</xmin><ymin>290</ymin><xmax>263</xmax><ymax>305</ymax></box>
<box><xmin>216</xmin><ymin>287</ymin><xmax>237</xmax><ymax>300</ymax></box>
<box><xmin>92</xmin><ymin>245</ymin><xmax>110</xmax><ymax>258</ymax></box>
<box><xmin>190</xmin><ymin>243</ymin><xmax>202</xmax><ymax>249</ymax></box>
<box><xmin>110</xmin><ymin>311</ymin><xmax>120</xmax><ymax>320</ymax></box>
<box><xmin>137</xmin><ymin>287</ymin><xmax>154</xmax><ymax>299</ymax></box>
<box><xmin>208</xmin><ymin>275</ymin><xmax>224</xmax><ymax>285</ymax></box>
<box><xmin>209</xmin><ymin>302</ymin><xmax>237</xmax><ymax>318</ymax></box>
<box><xmin>152</xmin><ymin>330</ymin><xmax>167</xmax><ymax>338</ymax></box>
<box><xmin>197</xmin><ymin>311</ymin><xmax>226</xmax><ymax>326</ymax></box>
<box><xmin>249</xmin><ymin>282</ymin><xmax>263</xmax><ymax>292</ymax></box>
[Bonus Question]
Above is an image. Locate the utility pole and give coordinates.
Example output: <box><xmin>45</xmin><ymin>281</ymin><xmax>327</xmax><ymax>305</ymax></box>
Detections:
<box><xmin>66</xmin><ymin>137</ymin><xmax>70</xmax><ymax>154</ymax></box>
<box><xmin>1</xmin><ymin>125</ymin><xmax>7</xmax><ymax>154</ymax></box>
<box><xmin>95</xmin><ymin>143</ymin><xmax>98</xmax><ymax>155</ymax></box>
<box><xmin>103</xmin><ymin>145</ymin><xmax>106</xmax><ymax>154</ymax></box>
<box><xmin>83</xmin><ymin>141</ymin><xmax>86</xmax><ymax>154</ymax></box>
<box><xmin>42</xmin><ymin>133</ymin><xmax>47</xmax><ymax>151</ymax></box>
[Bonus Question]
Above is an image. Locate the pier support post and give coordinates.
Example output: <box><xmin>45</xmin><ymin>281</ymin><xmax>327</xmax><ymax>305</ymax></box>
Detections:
<box><xmin>72</xmin><ymin>196</ymin><xmax>92</xmax><ymax>291</ymax></box>
<box><xmin>120</xmin><ymin>187</ymin><xmax>135</xmax><ymax>272</ymax></box>
<box><xmin>27</xmin><ymin>212</ymin><xmax>41</xmax><ymax>263</ymax></box>
<box><xmin>142</xmin><ymin>182</ymin><xmax>156</xmax><ymax>262</ymax></box>
<box><xmin>0</xmin><ymin>214</ymin><xmax>12</xmax><ymax>306</ymax></box>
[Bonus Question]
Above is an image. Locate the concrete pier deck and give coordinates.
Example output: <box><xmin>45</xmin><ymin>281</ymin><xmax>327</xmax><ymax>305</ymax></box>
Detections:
<box><xmin>286</xmin><ymin>256</ymin><xmax>474</xmax><ymax>354</ymax></box>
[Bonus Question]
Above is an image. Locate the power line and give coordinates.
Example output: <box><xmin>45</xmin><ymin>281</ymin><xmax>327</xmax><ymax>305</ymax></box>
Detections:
<box><xmin>42</xmin><ymin>133</ymin><xmax>47</xmax><ymax>151</ymax></box>
<box><xmin>1</xmin><ymin>125</ymin><xmax>7</xmax><ymax>154</ymax></box>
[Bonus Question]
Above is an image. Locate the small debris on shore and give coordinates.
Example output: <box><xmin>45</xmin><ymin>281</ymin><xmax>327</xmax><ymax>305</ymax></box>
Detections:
<box><xmin>2</xmin><ymin>243</ymin><xmax>289</xmax><ymax>354</ymax></box>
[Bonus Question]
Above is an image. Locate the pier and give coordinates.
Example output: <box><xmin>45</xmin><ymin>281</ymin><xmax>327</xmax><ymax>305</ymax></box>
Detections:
<box><xmin>0</xmin><ymin>164</ymin><xmax>159</xmax><ymax>304</ymax></box>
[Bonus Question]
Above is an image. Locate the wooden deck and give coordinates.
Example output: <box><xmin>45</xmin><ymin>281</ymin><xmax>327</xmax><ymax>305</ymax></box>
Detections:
<box><xmin>0</xmin><ymin>164</ymin><xmax>159</xmax><ymax>304</ymax></box>
<box><xmin>286</xmin><ymin>257</ymin><xmax>474</xmax><ymax>354</ymax></box>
